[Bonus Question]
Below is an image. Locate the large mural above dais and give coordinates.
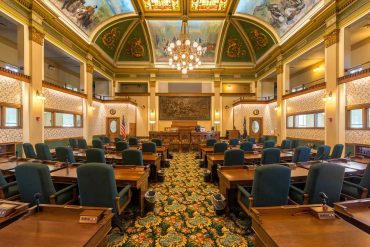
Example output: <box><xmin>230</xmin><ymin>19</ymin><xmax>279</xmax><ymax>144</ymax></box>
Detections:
<box><xmin>159</xmin><ymin>96</ymin><xmax>211</xmax><ymax>120</ymax></box>
<box><xmin>48</xmin><ymin>0</ymin><xmax>134</xmax><ymax>34</ymax></box>
<box><xmin>236</xmin><ymin>0</ymin><xmax>320</xmax><ymax>36</ymax></box>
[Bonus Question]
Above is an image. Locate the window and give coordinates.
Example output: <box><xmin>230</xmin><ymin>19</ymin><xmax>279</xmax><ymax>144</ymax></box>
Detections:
<box><xmin>75</xmin><ymin>115</ymin><xmax>82</xmax><ymax>127</ymax></box>
<box><xmin>287</xmin><ymin>116</ymin><xmax>294</xmax><ymax>128</ymax></box>
<box><xmin>349</xmin><ymin>109</ymin><xmax>363</xmax><ymax>129</ymax></box>
<box><xmin>287</xmin><ymin>111</ymin><xmax>324</xmax><ymax>129</ymax></box>
<box><xmin>44</xmin><ymin>112</ymin><xmax>52</xmax><ymax>127</ymax></box>
<box><xmin>295</xmin><ymin>114</ymin><xmax>315</xmax><ymax>128</ymax></box>
<box><xmin>55</xmin><ymin>113</ymin><xmax>74</xmax><ymax>127</ymax></box>
<box><xmin>44</xmin><ymin>109</ymin><xmax>83</xmax><ymax>128</ymax></box>
<box><xmin>316</xmin><ymin>112</ymin><xmax>325</xmax><ymax>128</ymax></box>
<box><xmin>5</xmin><ymin>107</ymin><xmax>19</xmax><ymax>127</ymax></box>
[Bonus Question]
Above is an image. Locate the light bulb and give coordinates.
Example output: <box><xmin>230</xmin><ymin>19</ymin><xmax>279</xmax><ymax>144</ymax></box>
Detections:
<box><xmin>196</xmin><ymin>58</ymin><xmax>200</xmax><ymax>62</ymax></box>
<box><xmin>176</xmin><ymin>40</ymin><xmax>182</xmax><ymax>46</ymax></box>
<box><xmin>170</xmin><ymin>43</ymin><xmax>175</xmax><ymax>48</ymax></box>
<box><xmin>169</xmin><ymin>58</ymin><xmax>173</xmax><ymax>63</ymax></box>
<box><xmin>198</xmin><ymin>61</ymin><xmax>201</xmax><ymax>65</ymax></box>
<box><xmin>167</xmin><ymin>46</ymin><xmax>172</xmax><ymax>52</ymax></box>
<box><xmin>185</xmin><ymin>40</ymin><xmax>191</xmax><ymax>46</ymax></box>
<box><xmin>182</xmin><ymin>68</ymin><xmax>187</xmax><ymax>74</ymax></box>
<box><xmin>193</xmin><ymin>42</ymin><xmax>198</xmax><ymax>48</ymax></box>
<box><xmin>171</xmin><ymin>64</ymin><xmax>175</xmax><ymax>68</ymax></box>
<box><xmin>197</xmin><ymin>45</ymin><xmax>202</xmax><ymax>51</ymax></box>
<box><xmin>189</xmin><ymin>66</ymin><xmax>194</xmax><ymax>70</ymax></box>
<box><xmin>182</xmin><ymin>61</ymin><xmax>186</xmax><ymax>66</ymax></box>
<box><xmin>174</xmin><ymin>55</ymin><xmax>178</xmax><ymax>61</ymax></box>
<box><xmin>190</xmin><ymin>54</ymin><xmax>194</xmax><ymax>60</ymax></box>
<box><xmin>177</xmin><ymin>66</ymin><xmax>181</xmax><ymax>71</ymax></box>
<box><xmin>181</xmin><ymin>54</ymin><xmax>186</xmax><ymax>59</ymax></box>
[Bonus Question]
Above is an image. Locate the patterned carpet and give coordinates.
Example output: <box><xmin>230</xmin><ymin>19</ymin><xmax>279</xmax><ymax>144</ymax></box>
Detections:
<box><xmin>108</xmin><ymin>152</ymin><xmax>254</xmax><ymax>247</ymax></box>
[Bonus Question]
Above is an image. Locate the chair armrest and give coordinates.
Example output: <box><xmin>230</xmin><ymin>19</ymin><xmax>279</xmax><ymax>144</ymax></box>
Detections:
<box><xmin>344</xmin><ymin>176</ymin><xmax>362</xmax><ymax>184</ymax></box>
<box><xmin>50</xmin><ymin>184</ymin><xmax>77</xmax><ymax>205</ymax></box>
<box><xmin>0</xmin><ymin>181</ymin><xmax>18</xmax><ymax>199</ymax></box>
<box><xmin>289</xmin><ymin>185</ymin><xmax>308</xmax><ymax>205</ymax></box>
<box><xmin>343</xmin><ymin>181</ymin><xmax>368</xmax><ymax>199</ymax></box>
<box><xmin>118</xmin><ymin>184</ymin><xmax>131</xmax><ymax>199</ymax></box>
<box><xmin>116</xmin><ymin>184</ymin><xmax>132</xmax><ymax>215</ymax></box>
<box><xmin>4</xmin><ymin>174</ymin><xmax>16</xmax><ymax>182</ymax></box>
<box><xmin>237</xmin><ymin>185</ymin><xmax>252</xmax><ymax>209</ymax></box>
<box><xmin>1</xmin><ymin>181</ymin><xmax>17</xmax><ymax>189</ymax></box>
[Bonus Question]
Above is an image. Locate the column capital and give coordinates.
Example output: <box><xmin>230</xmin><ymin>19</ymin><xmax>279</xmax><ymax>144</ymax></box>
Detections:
<box><xmin>149</xmin><ymin>78</ymin><xmax>156</xmax><ymax>88</ymax></box>
<box><xmin>324</xmin><ymin>29</ymin><xmax>339</xmax><ymax>48</ymax></box>
<box><xmin>29</xmin><ymin>26</ymin><xmax>45</xmax><ymax>46</ymax></box>
<box><xmin>86</xmin><ymin>63</ymin><xmax>94</xmax><ymax>74</ymax></box>
<box><xmin>276</xmin><ymin>64</ymin><xmax>283</xmax><ymax>75</ymax></box>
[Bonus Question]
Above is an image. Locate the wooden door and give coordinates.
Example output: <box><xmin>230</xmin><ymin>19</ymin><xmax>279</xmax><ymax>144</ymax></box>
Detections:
<box><xmin>129</xmin><ymin>123</ymin><xmax>136</xmax><ymax>137</ymax></box>
<box><xmin>249</xmin><ymin>117</ymin><xmax>263</xmax><ymax>139</ymax></box>
<box><xmin>106</xmin><ymin>117</ymin><xmax>120</xmax><ymax>140</ymax></box>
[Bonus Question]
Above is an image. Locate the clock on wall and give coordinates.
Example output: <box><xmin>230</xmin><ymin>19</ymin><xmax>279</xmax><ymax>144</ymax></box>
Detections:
<box><xmin>253</xmin><ymin>109</ymin><xmax>260</xmax><ymax>115</ymax></box>
<box><xmin>109</xmin><ymin>109</ymin><xmax>116</xmax><ymax>115</ymax></box>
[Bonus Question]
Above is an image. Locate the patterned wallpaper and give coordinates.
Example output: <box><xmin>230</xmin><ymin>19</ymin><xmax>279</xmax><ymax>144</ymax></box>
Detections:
<box><xmin>286</xmin><ymin>89</ymin><xmax>325</xmax><ymax>140</ymax></box>
<box><xmin>0</xmin><ymin>75</ymin><xmax>23</xmax><ymax>143</ymax></box>
<box><xmin>233</xmin><ymin>102</ymin><xmax>277</xmax><ymax>135</ymax></box>
<box><xmin>345</xmin><ymin>76</ymin><xmax>370</xmax><ymax>144</ymax></box>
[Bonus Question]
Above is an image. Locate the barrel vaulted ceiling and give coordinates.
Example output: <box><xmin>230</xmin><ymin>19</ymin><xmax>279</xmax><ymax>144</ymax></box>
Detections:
<box><xmin>44</xmin><ymin>0</ymin><xmax>323</xmax><ymax>67</ymax></box>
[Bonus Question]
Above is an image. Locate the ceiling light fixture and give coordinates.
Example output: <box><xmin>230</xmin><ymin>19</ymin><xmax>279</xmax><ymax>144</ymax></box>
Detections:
<box><xmin>166</xmin><ymin>20</ymin><xmax>205</xmax><ymax>74</ymax></box>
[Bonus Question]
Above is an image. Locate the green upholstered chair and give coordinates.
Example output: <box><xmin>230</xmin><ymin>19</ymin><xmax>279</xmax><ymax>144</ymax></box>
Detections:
<box><xmin>0</xmin><ymin>171</ymin><xmax>19</xmax><ymax>200</ymax></box>
<box><xmin>292</xmin><ymin>146</ymin><xmax>311</xmax><ymax>163</ymax></box>
<box><xmin>15</xmin><ymin>163</ymin><xmax>77</xmax><ymax>205</ymax></box>
<box><xmin>289</xmin><ymin>163</ymin><xmax>345</xmax><ymax>206</ymax></box>
<box><xmin>116</xmin><ymin>141</ymin><xmax>129</xmax><ymax>152</ymax></box>
<box><xmin>280</xmin><ymin>140</ymin><xmax>292</xmax><ymax>149</ymax></box>
<box><xmin>248</xmin><ymin>137</ymin><xmax>255</xmax><ymax>144</ymax></box>
<box><xmin>102</xmin><ymin>136</ymin><xmax>111</xmax><ymax>144</ymax></box>
<box><xmin>229</xmin><ymin>138</ymin><xmax>240</xmax><ymax>146</ymax></box>
<box><xmin>263</xmin><ymin>140</ymin><xmax>275</xmax><ymax>149</ymax></box>
<box><xmin>23</xmin><ymin>143</ymin><xmax>37</xmax><ymax>159</ymax></box>
<box><xmin>115</xmin><ymin>137</ymin><xmax>123</xmax><ymax>143</ymax></box>
<box><xmin>238</xmin><ymin>165</ymin><xmax>291</xmax><ymax>213</ymax></box>
<box><xmin>122</xmin><ymin>149</ymin><xmax>143</xmax><ymax>166</ymax></box>
<box><xmin>77</xmin><ymin>163</ymin><xmax>131</xmax><ymax>219</ymax></box>
<box><xmin>128</xmin><ymin>137</ymin><xmax>139</xmax><ymax>146</ymax></box>
<box><xmin>86</xmin><ymin>148</ymin><xmax>106</xmax><ymax>163</ymax></box>
<box><xmin>341</xmin><ymin>163</ymin><xmax>370</xmax><ymax>199</ymax></box>
<box><xmin>55</xmin><ymin>147</ymin><xmax>76</xmax><ymax>163</ymax></box>
<box><xmin>151</xmin><ymin>139</ymin><xmax>163</xmax><ymax>147</ymax></box>
<box><xmin>314</xmin><ymin>145</ymin><xmax>331</xmax><ymax>161</ymax></box>
<box><xmin>240</xmin><ymin>141</ymin><xmax>253</xmax><ymax>152</ymax></box>
<box><xmin>77</xmin><ymin>139</ymin><xmax>88</xmax><ymax>149</ymax></box>
<box><xmin>214</xmin><ymin>142</ymin><xmax>228</xmax><ymax>154</ymax></box>
<box><xmin>92</xmin><ymin>139</ymin><xmax>104</xmax><ymax>149</ymax></box>
<box><xmin>35</xmin><ymin>143</ymin><xmax>53</xmax><ymax>161</ymax></box>
<box><xmin>142</xmin><ymin>142</ymin><xmax>157</xmax><ymax>153</ymax></box>
<box><xmin>258</xmin><ymin>136</ymin><xmax>266</xmax><ymax>144</ymax></box>
<box><xmin>260</xmin><ymin>148</ymin><xmax>281</xmax><ymax>165</ymax></box>
<box><xmin>330</xmin><ymin>144</ymin><xmax>344</xmax><ymax>159</ymax></box>
<box><xmin>224</xmin><ymin>149</ymin><xmax>244</xmax><ymax>166</ymax></box>
<box><xmin>68</xmin><ymin>138</ymin><xmax>78</xmax><ymax>149</ymax></box>
<box><xmin>206</xmin><ymin>138</ymin><xmax>217</xmax><ymax>147</ymax></box>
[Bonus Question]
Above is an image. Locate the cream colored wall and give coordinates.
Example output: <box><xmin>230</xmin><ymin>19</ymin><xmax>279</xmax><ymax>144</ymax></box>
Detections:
<box><xmin>44</xmin><ymin>59</ymin><xmax>80</xmax><ymax>89</ymax></box>
<box><xmin>133</xmin><ymin>96</ymin><xmax>148</xmax><ymax>137</ymax></box>
<box><xmin>0</xmin><ymin>38</ymin><xmax>18</xmax><ymax>67</ymax></box>
<box><xmin>222</xmin><ymin>96</ymin><xmax>238</xmax><ymax>136</ymax></box>
<box><xmin>260</xmin><ymin>81</ymin><xmax>275</xmax><ymax>98</ymax></box>
<box><xmin>351</xmin><ymin>38</ymin><xmax>370</xmax><ymax>67</ymax></box>
<box><xmin>290</xmin><ymin>63</ymin><xmax>325</xmax><ymax>89</ymax></box>
<box><xmin>94</xmin><ymin>80</ymin><xmax>110</xmax><ymax>96</ymax></box>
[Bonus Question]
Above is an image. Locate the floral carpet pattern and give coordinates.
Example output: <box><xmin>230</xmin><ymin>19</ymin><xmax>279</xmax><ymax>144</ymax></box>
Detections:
<box><xmin>108</xmin><ymin>152</ymin><xmax>254</xmax><ymax>247</ymax></box>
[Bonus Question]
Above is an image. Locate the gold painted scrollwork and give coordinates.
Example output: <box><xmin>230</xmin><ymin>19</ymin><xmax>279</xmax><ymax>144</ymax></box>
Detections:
<box><xmin>102</xmin><ymin>28</ymin><xmax>120</xmax><ymax>49</ymax></box>
<box><xmin>126</xmin><ymin>38</ymin><xmax>145</xmax><ymax>58</ymax></box>
<box><xmin>250</xmin><ymin>29</ymin><xmax>268</xmax><ymax>50</ymax></box>
<box><xmin>226</xmin><ymin>37</ymin><xmax>246</xmax><ymax>58</ymax></box>
<box><xmin>29</xmin><ymin>27</ymin><xmax>45</xmax><ymax>46</ymax></box>
<box><xmin>324</xmin><ymin>29</ymin><xmax>339</xmax><ymax>48</ymax></box>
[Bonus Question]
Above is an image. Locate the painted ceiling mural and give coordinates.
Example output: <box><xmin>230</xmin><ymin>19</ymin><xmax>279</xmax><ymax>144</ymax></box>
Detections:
<box><xmin>147</xmin><ymin>20</ymin><xmax>223</xmax><ymax>62</ymax></box>
<box><xmin>236</xmin><ymin>0</ymin><xmax>320</xmax><ymax>36</ymax></box>
<box><xmin>190</xmin><ymin>0</ymin><xmax>230</xmax><ymax>11</ymax></box>
<box><xmin>221</xmin><ymin>23</ymin><xmax>252</xmax><ymax>63</ymax></box>
<box><xmin>141</xmin><ymin>0</ymin><xmax>181</xmax><ymax>11</ymax></box>
<box><xmin>118</xmin><ymin>23</ymin><xmax>150</xmax><ymax>62</ymax></box>
<box><xmin>47</xmin><ymin>0</ymin><xmax>134</xmax><ymax>34</ymax></box>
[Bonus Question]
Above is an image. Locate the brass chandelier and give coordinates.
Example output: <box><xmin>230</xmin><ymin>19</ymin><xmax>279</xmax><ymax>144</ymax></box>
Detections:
<box><xmin>166</xmin><ymin>20</ymin><xmax>204</xmax><ymax>74</ymax></box>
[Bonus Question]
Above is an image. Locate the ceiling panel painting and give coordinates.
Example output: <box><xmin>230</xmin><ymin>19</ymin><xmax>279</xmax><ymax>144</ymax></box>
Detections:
<box><xmin>118</xmin><ymin>24</ymin><xmax>150</xmax><ymax>62</ymax></box>
<box><xmin>190</xmin><ymin>0</ymin><xmax>230</xmax><ymax>12</ymax></box>
<box><xmin>221</xmin><ymin>24</ymin><xmax>252</xmax><ymax>63</ymax></box>
<box><xmin>148</xmin><ymin>20</ymin><xmax>223</xmax><ymax>63</ymax></box>
<box><xmin>236</xmin><ymin>0</ymin><xmax>320</xmax><ymax>36</ymax></box>
<box><xmin>47</xmin><ymin>0</ymin><xmax>135</xmax><ymax>35</ymax></box>
<box><xmin>141</xmin><ymin>0</ymin><xmax>181</xmax><ymax>11</ymax></box>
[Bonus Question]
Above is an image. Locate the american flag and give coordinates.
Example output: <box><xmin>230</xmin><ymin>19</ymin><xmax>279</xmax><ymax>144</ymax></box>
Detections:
<box><xmin>120</xmin><ymin>115</ymin><xmax>126</xmax><ymax>140</ymax></box>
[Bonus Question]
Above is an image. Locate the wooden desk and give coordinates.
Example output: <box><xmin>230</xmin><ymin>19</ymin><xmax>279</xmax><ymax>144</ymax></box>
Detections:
<box><xmin>334</xmin><ymin>199</ymin><xmax>370</xmax><ymax>234</ymax></box>
<box><xmin>51</xmin><ymin>165</ymin><xmax>149</xmax><ymax>214</ymax></box>
<box><xmin>130</xmin><ymin>146</ymin><xmax>168</xmax><ymax>160</ymax></box>
<box><xmin>251</xmin><ymin>205</ymin><xmax>370</xmax><ymax>247</ymax></box>
<box><xmin>298</xmin><ymin>159</ymin><xmax>367</xmax><ymax>176</ymax></box>
<box><xmin>0</xmin><ymin>160</ymin><xmax>66</xmax><ymax>175</ymax></box>
<box><xmin>0</xmin><ymin>200</ymin><xmax>29</xmax><ymax>229</ymax></box>
<box><xmin>0</xmin><ymin>204</ymin><xmax>113</xmax><ymax>247</ymax></box>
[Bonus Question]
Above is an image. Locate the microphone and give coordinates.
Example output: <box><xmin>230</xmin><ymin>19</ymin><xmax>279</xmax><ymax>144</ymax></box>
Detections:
<box><xmin>319</xmin><ymin>192</ymin><xmax>328</xmax><ymax>208</ymax></box>
<box><xmin>345</xmin><ymin>152</ymin><xmax>351</xmax><ymax>159</ymax></box>
<box><xmin>34</xmin><ymin>193</ymin><xmax>41</xmax><ymax>212</ymax></box>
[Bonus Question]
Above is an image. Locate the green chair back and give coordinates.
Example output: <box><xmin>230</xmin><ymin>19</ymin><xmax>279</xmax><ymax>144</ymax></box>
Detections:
<box><xmin>292</xmin><ymin>146</ymin><xmax>311</xmax><ymax>163</ymax></box>
<box><xmin>240</xmin><ymin>141</ymin><xmax>253</xmax><ymax>152</ymax></box>
<box><xmin>35</xmin><ymin>143</ymin><xmax>53</xmax><ymax>161</ymax></box>
<box><xmin>68</xmin><ymin>139</ymin><xmax>78</xmax><ymax>149</ymax></box>
<box><xmin>86</xmin><ymin>148</ymin><xmax>106</xmax><ymax>163</ymax></box>
<box><xmin>116</xmin><ymin>141</ymin><xmax>129</xmax><ymax>152</ymax></box>
<box><xmin>314</xmin><ymin>145</ymin><xmax>331</xmax><ymax>160</ymax></box>
<box><xmin>263</xmin><ymin>140</ymin><xmax>275</xmax><ymax>149</ymax></box>
<box><xmin>128</xmin><ymin>137</ymin><xmax>139</xmax><ymax>146</ymax></box>
<box><xmin>258</xmin><ymin>136</ymin><xmax>266</xmax><ymax>144</ymax></box>
<box><xmin>359</xmin><ymin>163</ymin><xmax>370</xmax><ymax>191</ymax></box>
<box><xmin>15</xmin><ymin>163</ymin><xmax>56</xmax><ymax>205</ymax></box>
<box><xmin>77</xmin><ymin>139</ymin><xmax>88</xmax><ymax>149</ymax></box>
<box><xmin>248</xmin><ymin>137</ymin><xmax>255</xmax><ymax>144</ymax></box>
<box><xmin>252</xmin><ymin>165</ymin><xmax>291</xmax><ymax>207</ymax></box>
<box><xmin>92</xmin><ymin>139</ymin><xmax>104</xmax><ymax>149</ymax></box>
<box><xmin>151</xmin><ymin>139</ymin><xmax>163</xmax><ymax>147</ymax></box>
<box><xmin>55</xmin><ymin>147</ymin><xmax>76</xmax><ymax>163</ymax></box>
<box><xmin>114</xmin><ymin>137</ymin><xmax>123</xmax><ymax>143</ymax></box>
<box><xmin>261</xmin><ymin>148</ymin><xmax>281</xmax><ymax>165</ymax></box>
<box><xmin>330</xmin><ymin>144</ymin><xmax>344</xmax><ymax>159</ymax></box>
<box><xmin>281</xmin><ymin>140</ymin><xmax>292</xmax><ymax>149</ymax></box>
<box><xmin>23</xmin><ymin>143</ymin><xmax>36</xmax><ymax>159</ymax></box>
<box><xmin>229</xmin><ymin>138</ymin><xmax>239</xmax><ymax>146</ymax></box>
<box><xmin>206</xmin><ymin>138</ymin><xmax>217</xmax><ymax>147</ymax></box>
<box><xmin>0</xmin><ymin>171</ymin><xmax>7</xmax><ymax>187</ymax></box>
<box><xmin>122</xmin><ymin>149</ymin><xmax>143</xmax><ymax>166</ymax></box>
<box><xmin>224</xmin><ymin>149</ymin><xmax>244</xmax><ymax>166</ymax></box>
<box><xmin>142</xmin><ymin>142</ymin><xmax>157</xmax><ymax>153</ymax></box>
<box><xmin>214</xmin><ymin>142</ymin><xmax>228</xmax><ymax>154</ymax></box>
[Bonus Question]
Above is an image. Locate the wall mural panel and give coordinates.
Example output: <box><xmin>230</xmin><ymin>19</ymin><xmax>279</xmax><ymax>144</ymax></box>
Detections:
<box><xmin>236</xmin><ymin>0</ymin><xmax>321</xmax><ymax>36</ymax></box>
<box><xmin>159</xmin><ymin>96</ymin><xmax>211</xmax><ymax>120</ymax></box>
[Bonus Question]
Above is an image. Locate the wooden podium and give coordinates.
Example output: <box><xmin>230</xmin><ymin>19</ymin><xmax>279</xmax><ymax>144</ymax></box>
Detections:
<box><xmin>227</xmin><ymin>130</ymin><xmax>240</xmax><ymax>139</ymax></box>
<box><xmin>171</xmin><ymin>121</ymin><xmax>197</xmax><ymax>132</ymax></box>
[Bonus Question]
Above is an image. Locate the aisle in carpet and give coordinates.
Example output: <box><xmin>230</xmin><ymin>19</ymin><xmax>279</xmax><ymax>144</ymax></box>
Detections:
<box><xmin>108</xmin><ymin>152</ymin><xmax>254</xmax><ymax>247</ymax></box>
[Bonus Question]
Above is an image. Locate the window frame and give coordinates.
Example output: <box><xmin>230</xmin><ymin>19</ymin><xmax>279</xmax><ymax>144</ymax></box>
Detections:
<box><xmin>44</xmin><ymin>108</ymin><xmax>83</xmax><ymax>128</ymax></box>
<box><xmin>0</xmin><ymin>103</ymin><xmax>22</xmax><ymax>129</ymax></box>
<box><xmin>286</xmin><ymin>110</ymin><xmax>325</xmax><ymax>129</ymax></box>
<box><xmin>346</xmin><ymin>104</ymin><xmax>370</xmax><ymax>130</ymax></box>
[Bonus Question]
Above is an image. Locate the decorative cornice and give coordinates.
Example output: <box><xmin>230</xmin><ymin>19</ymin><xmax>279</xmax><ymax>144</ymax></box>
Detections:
<box><xmin>0</xmin><ymin>66</ymin><xmax>30</xmax><ymax>83</ymax></box>
<box><xmin>324</xmin><ymin>29</ymin><xmax>339</xmax><ymax>48</ymax></box>
<box><xmin>276</xmin><ymin>64</ymin><xmax>283</xmax><ymax>75</ymax></box>
<box><xmin>214</xmin><ymin>80</ymin><xmax>221</xmax><ymax>88</ymax></box>
<box><xmin>337</xmin><ymin>68</ymin><xmax>370</xmax><ymax>84</ymax></box>
<box><xmin>86</xmin><ymin>63</ymin><xmax>94</xmax><ymax>74</ymax></box>
<box><xmin>149</xmin><ymin>79</ymin><xmax>156</xmax><ymax>88</ymax></box>
<box><xmin>29</xmin><ymin>26</ymin><xmax>45</xmax><ymax>45</ymax></box>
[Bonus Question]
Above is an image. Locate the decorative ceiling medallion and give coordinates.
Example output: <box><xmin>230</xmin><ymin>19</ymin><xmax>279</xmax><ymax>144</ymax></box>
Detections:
<box><xmin>125</xmin><ymin>38</ymin><xmax>145</xmax><ymax>58</ymax></box>
<box><xmin>141</xmin><ymin>0</ymin><xmax>180</xmax><ymax>11</ymax></box>
<box><xmin>109</xmin><ymin>109</ymin><xmax>116</xmax><ymax>115</ymax></box>
<box><xmin>250</xmin><ymin>29</ymin><xmax>268</xmax><ymax>50</ymax></box>
<box><xmin>190</xmin><ymin>0</ymin><xmax>229</xmax><ymax>12</ymax></box>
<box><xmin>102</xmin><ymin>28</ymin><xmax>120</xmax><ymax>49</ymax></box>
<box><xmin>253</xmin><ymin>109</ymin><xmax>260</xmax><ymax>115</ymax></box>
<box><xmin>226</xmin><ymin>38</ymin><xmax>247</xmax><ymax>58</ymax></box>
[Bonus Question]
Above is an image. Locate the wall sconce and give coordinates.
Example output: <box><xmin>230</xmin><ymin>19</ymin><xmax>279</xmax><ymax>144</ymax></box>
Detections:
<box><xmin>89</xmin><ymin>103</ymin><xmax>95</xmax><ymax>111</ymax></box>
<box><xmin>140</xmin><ymin>105</ymin><xmax>146</xmax><ymax>109</ymax></box>
<box><xmin>149</xmin><ymin>120</ymin><xmax>156</xmax><ymax>124</ymax></box>
<box><xmin>274</xmin><ymin>106</ymin><xmax>279</xmax><ymax>111</ymax></box>
<box><xmin>323</xmin><ymin>91</ymin><xmax>334</xmax><ymax>102</ymax></box>
<box><xmin>313</xmin><ymin>66</ymin><xmax>323</xmax><ymax>73</ymax></box>
<box><xmin>36</xmin><ymin>90</ymin><xmax>45</xmax><ymax>101</ymax></box>
<box><xmin>214</xmin><ymin>121</ymin><xmax>220</xmax><ymax>125</ymax></box>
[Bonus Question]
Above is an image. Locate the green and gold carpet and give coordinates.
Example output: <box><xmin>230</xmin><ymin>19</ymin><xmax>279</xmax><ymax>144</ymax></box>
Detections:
<box><xmin>108</xmin><ymin>152</ymin><xmax>254</xmax><ymax>247</ymax></box>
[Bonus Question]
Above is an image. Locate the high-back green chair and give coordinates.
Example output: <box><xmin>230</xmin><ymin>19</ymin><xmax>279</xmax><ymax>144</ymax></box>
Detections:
<box><xmin>23</xmin><ymin>143</ymin><xmax>37</xmax><ymax>159</ymax></box>
<box><xmin>77</xmin><ymin>163</ymin><xmax>131</xmax><ymax>218</ymax></box>
<box><xmin>248</xmin><ymin>137</ymin><xmax>255</xmax><ymax>144</ymax></box>
<box><xmin>289</xmin><ymin>163</ymin><xmax>345</xmax><ymax>206</ymax></box>
<box><xmin>116</xmin><ymin>141</ymin><xmax>129</xmax><ymax>152</ymax></box>
<box><xmin>86</xmin><ymin>148</ymin><xmax>106</xmax><ymax>163</ymax></box>
<box><xmin>292</xmin><ymin>146</ymin><xmax>311</xmax><ymax>163</ymax></box>
<box><xmin>330</xmin><ymin>144</ymin><xmax>344</xmax><ymax>159</ymax></box>
<box><xmin>101</xmin><ymin>136</ymin><xmax>111</xmax><ymax>144</ymax></box>
<box><xmin>15</xmin><ymin>163</ymin><xmax>76</xmax><ymax>205</ymax></box>
<box><xmin>151</xmin><ymin>139</ymin><xmax>163</xmax><ymax>147</ymax></box>
<box><xmin>35</xmin><ymin>143</ymin><xmax>53</xmax><ymax>161</ymax></box>
<box><xmin>263</xmin><ymin>140</ymin><xmax>275</xmax><ymax>149</ymax></box>
<box><xmin>55</xmin><ymin>147</ymin><xmax>76</xmax><ymax>163</ymax></box>
<box><xmin>229</xmin><ymin>138</ymin><xmax>239</xmax><ymax>146</ymax></box>
<box><xmin>258</xmin><ymin>136</ymin><xmax>266</xmax><ymax>144</ymax></box>
<box><xmin>280</xmin><ymin>140</ymin><xmax>292</xmax><ymax>149</ymax></box>
<box><xmin>92</xmin><ymin>139</ymin><xmax>104</xmax><ymax>149</ymax></box>
<box><xmin>128</xmin><ymin>137</ymin><xmax>139</xmax><ymax>146</ymax></box>
<box><xmin>68</xmin><ymin>138</ymin><xmax>78</xmax><ymax>149</ymax></box>
<box><xmin>240</xmin><ymin>141</ymin><xmax>253</xmax><ymax>152</ymax></box>
<box><xmin>314</xmin><ymin>145</ymin><xmax>331</xmax><ymax>161</ymax></box>
<box><xmin>142</xmin><ymin>142</ymin><xmax>157</xmax><ymax>153</ymax></box>
<box><xmin>77</xmin><ymin>139</ymin><xmax>88</xmax><ymax>149</ymax></box>
<box><xmin>0</xmin><ymin>170</ymin><xmax>19</xmax><ymax>200</ymax></box>
<box><xmin>115</xmin><ymin>137</ymin><xmax>123</xmax><ymax>143</ymax></box>
<box><xmin>224</xmin><ymin>149</ymin><xmax>244</xmax><ymax>166</ymax></box>
<box><xmin>238</xmin><ymin>165</ymin><xmax>291</xmax><ymax>212</ymax></box>
<box><xmin>214</xmin><ymin>142</ymin><xmax>228</xmax><ymax>154</ymax></box>
<box><xmin>122</xmin><ymin>149</ymin><xmax>143</xmax><ymax>166</ymax></box>
<box><xmin>342</xmin><ymin>163</ymin><xmax>370</xmax><ymax>199</ymax></box>
<box><xmin>206</xmin><ymin>138</ymin><xmax>217</xmax><ymax>147</ymax></box>
<box><xmin>261</xmin><ymin>148</ymin><xmax>281</xmax><ymax>165</ymax></box>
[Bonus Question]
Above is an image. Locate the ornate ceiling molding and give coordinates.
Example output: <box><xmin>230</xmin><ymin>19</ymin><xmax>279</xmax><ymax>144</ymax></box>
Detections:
<box><xmin>29</xmin><ymin>26</ymin><xmax>45</xmax><ymax>45</ymax></box>
<box><xmin>324</xmin><ymin>29</ymin><xmax>339</xmax><ymax>48</ymax></box>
